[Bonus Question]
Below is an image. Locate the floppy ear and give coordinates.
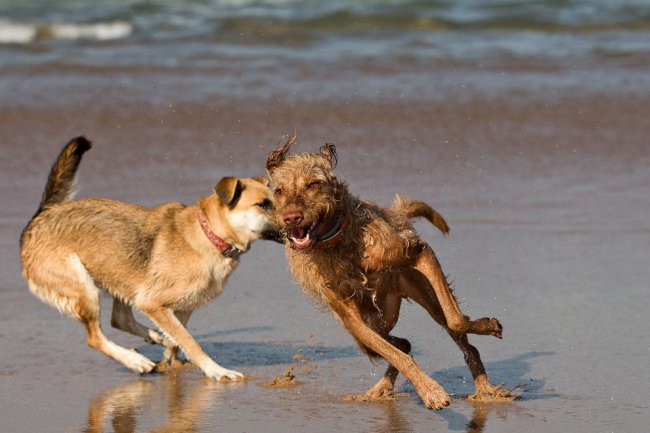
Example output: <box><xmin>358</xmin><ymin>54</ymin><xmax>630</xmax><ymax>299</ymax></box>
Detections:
<box><xmin>214</xmin><ymin>177</ymin><xmax>243</xmax><ymax>208</ymax></box>
<box><xmin>251</xmin><ymin>176</ymin><xmax>269</xmax><ymax>186</ymax></box>
<box><xmin>320</xmin><ymin>143</ymin><xmax>338</xmax><ymax>169</ymax></box>
<box><xmin>266</xmin><ymin>133</ymin><xmax>297</xmax><ymax>175</ymax></box>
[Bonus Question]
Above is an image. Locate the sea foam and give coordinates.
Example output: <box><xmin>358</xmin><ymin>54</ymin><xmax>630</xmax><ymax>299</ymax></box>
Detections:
<box><xmin>0</xmin><ymin>19</ymin><xmax>133</xmax><ymax>44</ymax></box>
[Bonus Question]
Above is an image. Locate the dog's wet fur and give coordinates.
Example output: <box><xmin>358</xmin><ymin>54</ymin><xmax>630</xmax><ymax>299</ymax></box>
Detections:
<box><xmin>21</xmin><ymin>137</ymin><xmax>277</xmax><ymax>380</ymax></box>
<box><xmin>266</xmin><ymin>135</ymin><xmax>512</xmax><ymax>409</ymax></box>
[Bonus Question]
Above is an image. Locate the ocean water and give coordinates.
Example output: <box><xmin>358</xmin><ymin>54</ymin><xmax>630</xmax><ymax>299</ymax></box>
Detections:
<box><xmin>2</xmin><ymin>0</ymin><xmax>650</xmax><ymax>102</ymax></box>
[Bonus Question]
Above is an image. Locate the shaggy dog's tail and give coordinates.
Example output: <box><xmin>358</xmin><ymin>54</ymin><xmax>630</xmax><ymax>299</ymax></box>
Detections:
<box><xmin>392</xmin><ymin>194</ymin><xmax>450</xmax><ymax>235</ymax></box>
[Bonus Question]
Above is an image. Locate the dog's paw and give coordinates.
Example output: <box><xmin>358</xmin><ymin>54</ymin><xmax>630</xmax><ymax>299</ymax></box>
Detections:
<box><xmin>203</xmin><ymin>363</ymin><xmax>245</xmax><ymax>382</ymax></box>
<box><xmin>469</xmin><ymin>382</ymin><xmax>516</xmax><ymax>402</ymax></box>
<box><xmin>218</xmin><ymin>369</ymin><xmax>246</xmax><ymax>382</ymax></box>
<box><xmin>415</xmin><ymin>376</ymin><xmax>451</xmax><ymax>410</ymax></box>
<box><xmin>125</xmin><ymin>350</ymin><xmax>156</xmax><ymax>374</ymax></box>
<box><xmin>475</xmin><ymin>317</ymin><xmax>503</xmax><ymax>339</ymax></box>
<box><xmin>486</xmin><ymin>318</ymin><xmax>503</xmax><ymax>339</ymax></box>
<box><xmin>365</xmin><ymin>376</ymin><xmax>394</xmax><ymax>399</ymax></box>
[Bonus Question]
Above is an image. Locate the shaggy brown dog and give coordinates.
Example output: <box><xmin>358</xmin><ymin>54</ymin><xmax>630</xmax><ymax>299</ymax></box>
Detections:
<box><xmin>21</xmin><ymin>137</ymin><xmax>277</xmax><ymax>380</ymax></box>
<box><xmin>266</xmin><ymin>136</ymin><xmax>511</xmax><ymax>409</ymax></box>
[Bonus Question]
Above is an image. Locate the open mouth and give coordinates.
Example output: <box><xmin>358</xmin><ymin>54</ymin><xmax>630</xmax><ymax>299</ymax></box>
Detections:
<box><xmin>287</xmin><ymin>220</ymin><xmax>320</xmax><ymax>249</ymax></box>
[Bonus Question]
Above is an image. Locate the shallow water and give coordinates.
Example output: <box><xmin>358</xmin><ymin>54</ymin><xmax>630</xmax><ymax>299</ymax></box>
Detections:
<box><xmin>1</xmin><ymin>2</ymin><xmax>650</xmax><ymax>432</ymax></box>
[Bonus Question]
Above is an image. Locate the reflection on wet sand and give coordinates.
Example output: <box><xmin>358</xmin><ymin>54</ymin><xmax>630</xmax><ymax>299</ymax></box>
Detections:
<box><xmin>81</xmin><ymin>369</ymin><xmax>521</xmax><ymax>433</ymax></box>
<box><xmin>464</xmin><ymin>401</ymin><xmax>518</xmax><ymax>433</ymax></box>
<box><xmin>423</xmin><ymin>396</ymin><xmax>522</xmax><ymax>433</ymax></box>
<box><xmin>372</xmin><ymin>399</ymin><xmax>414</xmax><ymax>433</ymax></box>
<box><xmin>82</xmin><ymin>373</ymin><xmax>223</xmax><ymax>433</ymax></box>
<box><xmin>360</xmin><ymin>395</ymin><xmax>518</xmax><ymax>433</ymax></box>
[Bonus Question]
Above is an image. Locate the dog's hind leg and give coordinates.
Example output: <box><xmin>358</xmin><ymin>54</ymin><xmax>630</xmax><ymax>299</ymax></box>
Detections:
<box><xmin>84</xmin><ymin>318</ymin><xmax>157</xmax><ymax>374</ymax></box>
<box><xmin>446</xmin><ymin>330</ymin><xmax>512</xmax><ymax>400</ymax></box>
<box><xmin>396</xmin><ymin>269</ymin><xmax>510</xmax><ymax>399</ymax></box>
<box><xmin>65</xmin><ymin>255</ymin><xmax>156</xmax><ymax>374</ymax></box>
<box><xmin>111</xmin><ymin>299</ymin><xmax>191</xmax><ymax>369</ymax></box>
<box><xmin>111</xmin><ymin>298</ymin><xmax>165</xmax><ymax>345</ymax></box>
<box><xmin>25</xmin><ymin>254</ymin><xmax>156</xmax><ymax>373</ymax></box>
<box><xmin>414</xmin><ymin>245</ymin><xmax>502</xmax><ymax>338</ymax></box>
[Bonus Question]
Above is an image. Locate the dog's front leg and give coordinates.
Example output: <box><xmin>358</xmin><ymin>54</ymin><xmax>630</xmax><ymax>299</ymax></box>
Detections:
<box><xmin>161</xmin><ymin>310</ymin><xmax>193</xmax><ymax>368</ymax></box>
<box><xmin>323</xmin><ymin>290</ymin><xmax>451</xmax><ymax>410</ymax></box>
<box><xmin>143</xmin><ymin>307</ymin><xmax>244</xmax><ymax>381</ymax></box>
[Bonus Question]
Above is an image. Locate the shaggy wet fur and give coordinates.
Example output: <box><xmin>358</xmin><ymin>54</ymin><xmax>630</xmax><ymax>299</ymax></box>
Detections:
<box><xmin>266</xmin><ymin>136</ymin><xmax>511</xmax><ymax>409</ymax></box>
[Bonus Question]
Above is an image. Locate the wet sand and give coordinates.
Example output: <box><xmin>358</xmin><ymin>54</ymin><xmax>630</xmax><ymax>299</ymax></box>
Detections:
<box><xmin>1</xmin><ymin>75</ymin><xmax>649</xmax><ymax>432</ymax></box>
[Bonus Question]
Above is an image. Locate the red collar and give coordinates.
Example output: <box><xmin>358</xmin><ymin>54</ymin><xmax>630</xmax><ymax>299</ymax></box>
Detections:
<box><xmin>197</xmin><ymin>210</ymin><xmax>243</xmax><ymax>258</ymax></box>
<box><xmin>314</xmin><ymin>211</ymin><xmax>350</xmax><ymax>248</ymax></box>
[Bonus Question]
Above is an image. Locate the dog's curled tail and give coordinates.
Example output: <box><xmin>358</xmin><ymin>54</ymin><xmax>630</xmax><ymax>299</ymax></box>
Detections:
<box><xmin>393</xmin><ymin>194</ymin><xmax>450</xmax><ymax>235</ymax></box>
<box><xmin>35</xmin><ymin>136</ymin><xmax>92</xmax><ymax>216</ymax></box>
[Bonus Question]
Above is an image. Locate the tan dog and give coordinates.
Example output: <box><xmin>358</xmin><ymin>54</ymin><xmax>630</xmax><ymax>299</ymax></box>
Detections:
<box><xmin>265</xmin><ymin>136</ymin><xmax>511</xmax><ymax>409</ymax></box>
<box><xmin>21</xmin><ymin>137</ymin><xmax>277</xmax><ymax>380</ymax></box>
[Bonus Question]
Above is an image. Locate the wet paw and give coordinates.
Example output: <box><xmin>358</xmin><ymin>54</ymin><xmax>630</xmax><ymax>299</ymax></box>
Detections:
<box><xmin>204</xmin><ymin>363</ymin><xmax>245</xmax><ymax>382</ymax></box>
<box><xmin>127</xmin><ymin>350</ymin><xmax>156</xmax><ymax>374</ymax></box>
<box><xmin>219</xmin><ymin>369</ymin><xmax>245</xmax><ymax>382</ymax></box>
<box><xmin>416</xmin><ymin>377</ymin><xmax>451</xmax><ymax>410</ymax></box>
<box><xmin>365</xmin><ymin>377</ymin><xmax>394</xmax><ymax>399</ymax></box>
<box><xmin>478</xmin><ymin>317</ymin><xmax>503</xmax><ymax>339</ymax></box>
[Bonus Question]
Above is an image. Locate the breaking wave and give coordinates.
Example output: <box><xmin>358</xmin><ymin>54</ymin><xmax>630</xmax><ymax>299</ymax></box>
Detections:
<box><xmin>0</xmin><ymin>19</ymin><xmax>133</xmax><ymax>44</ymax></box>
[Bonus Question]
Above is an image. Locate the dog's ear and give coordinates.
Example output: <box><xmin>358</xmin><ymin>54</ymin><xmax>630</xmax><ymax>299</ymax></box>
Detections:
<box><xmin>320</xmin><ymin>143</ymin><xmax>338</xmax><ymax>169</ymax></box>
<box><xmin>266</xmin><ymin>133</ymin><xmax>297</xmax><ymax>175</ymax></box>
<box><xmin>251</xmin><ymin>176</ymin><xmax>269</xmax><ymax>186</ymax></box>
<box><xmin>215</xmin><ymin>177</ymin><xmax>243</xmax><ymax>208</ymax></box>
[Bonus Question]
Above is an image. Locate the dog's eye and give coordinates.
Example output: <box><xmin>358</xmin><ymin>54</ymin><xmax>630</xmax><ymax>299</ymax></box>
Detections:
<box><xmin>307</xmin><ymin>180</ymin><xmax>323</xmax><ymax>190</ymax></box>
<box><xmin>274</xmin><ymin>188</ymin><xmax>284</xmax><ymax>196</ymax></box>
<box><xmin>257</xmin><ymin>199</ymin><xmax>273</xmax><ymax>210</ymax></box>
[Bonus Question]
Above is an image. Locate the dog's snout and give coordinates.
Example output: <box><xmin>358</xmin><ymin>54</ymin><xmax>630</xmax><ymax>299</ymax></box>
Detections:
<box><xmin>283</xmin><ymin>211</ymin><xmax>303</xmax><ymax>226</ymax></box>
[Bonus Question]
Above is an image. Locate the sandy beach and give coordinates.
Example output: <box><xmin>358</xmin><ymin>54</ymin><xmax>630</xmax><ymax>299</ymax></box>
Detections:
<box><xmin>2</xmin><ymin>88</ymin><xmax>649</xmax><ymax>432</ymax></box>
<box><xmin>2</xmin><ymin>1</ymin><xmax>650</xmax><ymax>432</ymax></box>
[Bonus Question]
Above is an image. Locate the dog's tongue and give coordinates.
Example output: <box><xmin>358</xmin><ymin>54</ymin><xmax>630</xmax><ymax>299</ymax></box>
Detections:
<box><xmin>289</xmin><ymin>227</ymin><xmax>312</xmax><ymax>249</ymax></box>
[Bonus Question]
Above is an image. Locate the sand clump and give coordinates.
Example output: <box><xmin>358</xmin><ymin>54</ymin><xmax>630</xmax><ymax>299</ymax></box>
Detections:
<box><xmin>261</xmin><ymin>350</ymin><xmax>321</xmax><ymax>388</ymax></box>
<box><xmin>261</xmin><ymin>365</ymin><xmax>299</xmax><ymax>388</ymax></box>
<box><xmin>341</xmin><ymin>392</ymin><xmax>408</xmax><ymax>403</ymax></box>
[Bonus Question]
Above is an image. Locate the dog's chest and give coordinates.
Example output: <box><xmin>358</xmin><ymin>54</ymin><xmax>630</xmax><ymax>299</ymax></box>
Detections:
<box><xmin>287</xmin><ymin>248</ymin><xmax>362</xmax><ymax>298</ymax></box>
<box><xmin>177</xmin><ymin>257</ymin><xmax>238</xmax><ymax>310</ymax></box>
<box><xmin>210</xmin><ymin>258</ymin><xmax>237</xmax><ymax>287</ymax></box>
<box><xmin>205</xmin><ymin>257</ymin><xmax>238</xmax><ymax>295</ymax></box>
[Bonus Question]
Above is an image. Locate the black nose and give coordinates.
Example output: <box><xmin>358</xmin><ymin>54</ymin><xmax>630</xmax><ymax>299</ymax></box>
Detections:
<box><xmin>283</xmin><ymin>211</ymin><xmax>303</xmax><ymax>226</ymax></box>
